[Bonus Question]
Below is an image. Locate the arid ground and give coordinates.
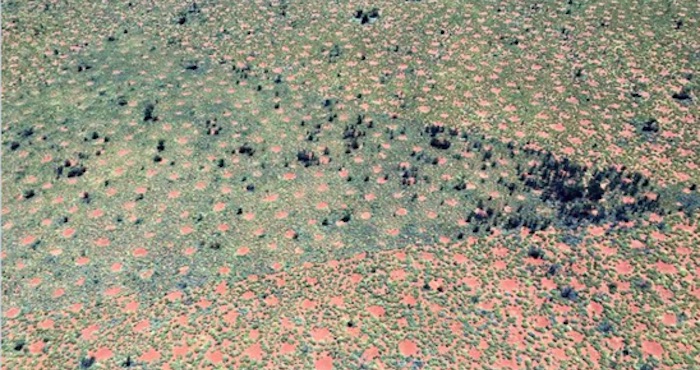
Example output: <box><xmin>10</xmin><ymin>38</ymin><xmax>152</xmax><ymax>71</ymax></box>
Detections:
<box><xmin>2</xmin><ymin>0</ymin><xmax>699</xmax><ymax>368</ymax></box>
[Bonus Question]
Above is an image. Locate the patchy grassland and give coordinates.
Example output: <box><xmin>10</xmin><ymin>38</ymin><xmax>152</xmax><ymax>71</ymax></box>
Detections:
<box><xmin>2</xmin><ymin>0</ymin><xmax>698</xmax><ymax>368</ymax></box>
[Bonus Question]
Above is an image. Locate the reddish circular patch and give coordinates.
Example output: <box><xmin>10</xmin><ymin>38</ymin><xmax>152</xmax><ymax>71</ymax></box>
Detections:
<box><xmin>280</xmin><ymin>342</ymin><xmax>296</xmax><ymax>355</ymax></box>
<box><xmin>62</xmin><ymin>228</ymin><xmax>76</xmax><ymax>238</ymax></box>
<box><xmin>367</xmin><ymin>305</ymin><xmax>386</xmax><ymax>318</ymax></box>
<box><xmin>5</xmin><ymin>307</ymin><xmax>21</xmax><ymax>319</ymax></box>
<box><xmin>315</xmin><ymin>354</ymin><xmax>334</xmax><ymax>370</ymax></box>
<box><xmin>398</xmin><ymin>339</ymin><xmax>419</xmax><ymax>357</ymax></box>
<box><xmin>20</xmin><ymin>235</ymin><xmax>37</xmax><ymax>246</ymax></box>
<box><xmin>244</xmin><ymin>343</ymin><xmax>263</xmax><ymax>361</ymax></box>
<box><xmin>641</xmin><ymin>340</ymin><xmax>664</xmax><ymax>358</ymax></box>
<box><xmin>139</xmin><ymin>348</ymin><xmax>161</xmax><ymax>362</ymax></box>
<box><xmin>38</xmin><ymin>319</ymin><xmax>54</xmax><ymax>329</ymax></box>
<box><xmin>94</xmin><ymin>237</ymin><xmax>110</xmax><ymax>247</ymax></box>
<box><xmin>207</xmin><ymin>349</ymin><xmax>224</xmax><ymax>364</ymax></box>
<box><xmin>93</xmin><ymin>347</ymin><xmax>113</xmax><ymax>361</ymax></box>
<box><xmin>133</xmin><ymin>248</ymin><xmax>148</xmax><ymax>257</ymax></box>
<box><xmin>500</xmin><ymin>278</ymin><xmax>520</xmax><ymax>292</ymax></box>
<box><xmin>311</xmin><ymin>327</ymin><xmax>332</xmax><ymax>342</ymax></box>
